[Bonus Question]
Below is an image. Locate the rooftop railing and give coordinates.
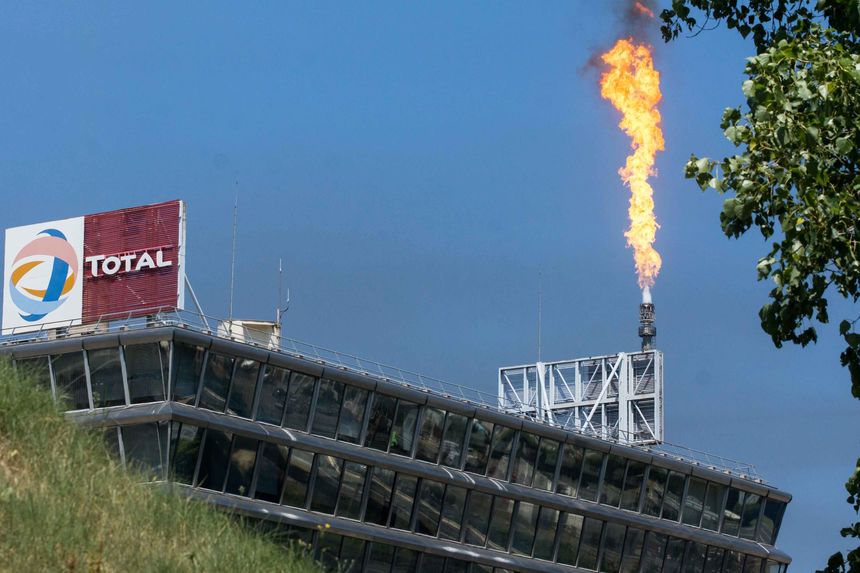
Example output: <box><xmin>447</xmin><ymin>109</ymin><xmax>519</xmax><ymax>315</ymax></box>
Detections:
<box><xmin>0</xmin><ymin>306</ymin><xmax>763</xmax><ymax>483</ymax></box>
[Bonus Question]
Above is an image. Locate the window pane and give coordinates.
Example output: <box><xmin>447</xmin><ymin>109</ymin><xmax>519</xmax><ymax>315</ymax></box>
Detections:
<box><xmin>682</xmin><ymin>478</ymin><xmax>707</xmax><ymax>526</ymax></box>
<box><xmin>16</xmin><ymin>356</ymin><xmax>51</xmax><ymax>390</ymax></box>
<box><xmin>439</xmin><ymin>413</ymin><xmax>468</xmax><ymax>468</ymax></box>
<box><xmin>416</xmin><ymin>407</ymin><xmax>445</xmax><ymax>463</ymax></box>
<box><xmin>282</xmin><ymin>449</ymin><xmax>313</xmax><ymax>508</ymax></box>
<box><xmin>463</xmin><ymin>491</ymin><xmax>493</xmax><ymax>546</ymax></box>
<box><xmin>643</xmin><ymin>466</ymin><xmax>668</xmax><ymax>517</ymax></box>
<box><xmin>339</xmin><ymin>537</ymin><xmax>366</xmax><ymax>573</ymax></box>
<box><xmin>740</xmin><ymin>493</ymin><xmax>762</xmax><ymax>540</ymax></box>
<box><xmin>662</xmin><ymin>472</ymin><xmax>685</xmax><ymax>522</ymax></box>
<box><xmin>124</xmin><ymin>342</ymin><xmax>169</xmax><ymax>403</ymax></box>
<box><xmin>390</xmin><ymin>400</ymin><xmax>419</xmax><ymax>456</ymax></box>
<box><xmin>557</xmin><ymin>444</ymin><xmax>584</xmax><ymax>497</ymax></box>
<box><xmin>366</xmin><ymin>542</ymin><xmax>395</xmax><ymax>573</ymax></box>
<box><xmin>533</xmin><ymin>438</ymin><xmax>560</xmax><ymax>491</ymax></box>
<box><xmin>445</xmin><ymin>559</ymin><xmax>469</xmax><ymax>573</ymax></box>
<box><xmin>104</xmin><ymin>427</ymin><xmax>121</xmax><ymax>458</ymax></box>
<box><xmin>196</xmin><ymin>429</ymin><xmax>232</xmax><ymax>490</ymax></box>
<box><xmin>224</xmin><ymin>435</ymin><xmax>257</xmax><ymax>496</ymax></box>
<box><xmin>743</xmin><ymin>556</ymin><xmax>762</xmax><ymax>573</ymax></box>
<box><xmin>315</xmin><ymin>531</ymin><xmax>342</xmax><ymax>570</ymax></box>
<box><xmin>123</xmin><ymin>423</ymin><xmax>166</xmax><ymax>478</ymax></box>
<box><xmin>254</xmin><ymin>442</ymin><xmax>289</xmax><ymax>503</ymax></box>
<box><xmin>389</xmin><ymin>474</ymin><xmax>418</xmax><ymax>530</ymax></box>
<box><xmin>486</xmin><ymin>425</ymin><xmax>516</xmax><ymax>479</ymax></box>
<box><xmin>511</xmin><ymin>432</ymin><xmax>539</xmax><ymax>486</ymax></box>
<box><xmin>255</xmin><ymin>366</ymin><xmax>290</xmax><ymax>425</ymax></box>
<box><xmin>199</xmin><ymin>353</ymin><xmax>235</xmax><ymax>412</ymax></box>
<box><xmin>578</xmin><ymin>518</ymin><xmax>603</xmax><ymax>570</ymax></box>
<box><xmin>171</xmin><ymin>343</ymin><xmax>205</xmax><ymax>404</ymax></box>
<box><xmin>365</xmin><ymin>467</ymin><xmax>396</xmax><ymax>526</ymax></box>
<box><xmin>419</xmin><ymin>555</ymin><xmax>445</xmax><ymax>573</ymax></box>
<box><xmin>88</xmin><ymin>348</ymin><xmax>125</xmax><ymax>408</ymax></box>
<box><xmin>663</xmin><ymin>538</ymin><xmax>685</xmax><ymax>573</ymax></box>
<box><xmin>310</xmin><ymin>454</ymin><xmax>343</xmax><ymax>514</ymax></box>
<box><xmin>415</xmin><ymin>479</ymin><xmax>444</xmax><ymax>536</ymax></box>
<box><xmin>226</xmin><ymin>358</ymin><xmax>259</xmax><ymax>418</ymax></box>
<box><xmin>620</xmin><ymin>461</ymin><xmax>646</xmax><ymax>512</ymax></box>
<box><xmin>438</xmin><ymin>485</ymin><xmax>467</xmax><ymax>541</ymax></box>
<box><xmin>533</xmin><ymin>507</ymin><xmax>560</xmax><ymax>561</ymax></box>
<box><xmin>392</xmin><ymin>547</ymin><xmax>419</xmax><ymax>573</ymax></box>
<box><xmin>336</xmin><ymin>461</ymin><xmax>367</xmax><ymax>520</ymax></box>
<box><xmin>52</xmin><ymin>352</ymin><xmax>89</xmax><ymax>410</ymax></box>
<box><xmin>599</xmin><ymin>522</ymin><xmax>625</xmax><ymax>573</ymax></box>
<box><xmin>510</xmin><ymin>501</ymin><xmax>539</xmax><ymax>556</ymax></box>
<box><xmin>283</xmin><ymin>372</ymin><xmax>316</xmax><ymax>431</ymax></box>
<box><xmin>579</xmin><ymin>449</ymin><xmax>605</xmax><ymax>502</ymax></box>
<box><xmin>758</xmin><ymin>499</ymin><xmax>785</xmax><ymax>545</ymax></box>
<box><xmin>683</xmin><ymin>542</ymin><xmax>707</xmax><ymax>573</ymax></box>
<box><xmin>600</xmin><ymin>455</ymin><xmax>626</xmax><ymax>507</ymax></box>
<box><xmin>640</xmin><ymin>532</ymin><xmax>667</xmax><ymax>573</ymax></box>
<box><xmin>337</xmin><ymin>385</ymin><xmax>368</xmax><ymax>444</ymax></box>
<box><xmin>487</xmin><ymin>497</ymin><xmax>515</xmax><ymax>551</ymax></box>
<box><xmin>365</xmin><ymin>393</ymin><xmax>397</xmax><ymax>451</ymax></box>
<box><xmin>170</xmin><ymin>423</ymin><xmax>203</xmax><ymax>484</ymax></box>
<box><xmin>723</xmin><ymin>550</ymin><xmax>744</xmax><ymax>573</ymax></box>
<box><xmin>311</xmin><ymin>379</ymin><xmax>343</xmax><ymax>438</ymax></box>
<box><xmin>722</xmin><ymin>488</ymin><xmax>745</xmax><ymax>536</ymax></box>
<box><xmin>465</xmin><ymin>419</ymin><xmax>494</xmax><ymax>474</ymax></box>
<box><xmin>620</xmin><ymin>527</ymin><xmax>645</xmax><ymax>573</ymax></box>
<box><xmin>703</xmin><ymin>547</ymin><xmax>725</xmax><ymax>573</ymax></box>
<box><xmin>701</xmin><ymin>482</ymin><xmax>725</xmax><ymax>531</ymax></box>
<box><xmin>556</xmin><ymin>512</ymin><xmax>584</xmax><ymax>566</ymax></box>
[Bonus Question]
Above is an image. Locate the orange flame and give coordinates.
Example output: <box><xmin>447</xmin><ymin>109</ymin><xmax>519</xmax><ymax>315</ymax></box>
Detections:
<box><xmin>633</xmin><ymin>1</ymin><xmax>655</xmax><ymax>18</ymax></box>
<box><xmin>599</xmin><ymin>38</ymin><xmax>664</xmax><ymax>289</ymax></box>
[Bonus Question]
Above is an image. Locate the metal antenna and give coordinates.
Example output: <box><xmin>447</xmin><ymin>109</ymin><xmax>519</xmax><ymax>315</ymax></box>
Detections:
<box><xmin>537</xmin><ymin>271</ymin><xmax>543</xmax><ymax>362</ymax></box>
<box><xmin>228</xmin><ymin>188</ymin><xmax>238</xmax><ymax>323</ymax></box>
<box><xmin>276</xmin><ymin>258</ymin><xmax>291</xmax><ymax>329</ymax></box>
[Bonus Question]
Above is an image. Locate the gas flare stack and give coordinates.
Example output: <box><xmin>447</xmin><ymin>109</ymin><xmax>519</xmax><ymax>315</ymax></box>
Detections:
<box><xmin>639</xmin><ymin>286</ymin><xmax>656</xmax><ymax>351</ymax></box>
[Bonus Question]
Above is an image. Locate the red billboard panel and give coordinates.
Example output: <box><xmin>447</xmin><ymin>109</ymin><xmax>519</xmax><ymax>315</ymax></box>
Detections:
<box><xmin>82</xmin><ymin>200</ymin><xmax>185</xmax><ymax>322</ymax></box>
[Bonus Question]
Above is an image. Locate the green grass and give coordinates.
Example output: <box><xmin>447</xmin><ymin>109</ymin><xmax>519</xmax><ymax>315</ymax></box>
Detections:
<box><xmin>0</xmin><ymin>359</ymin><xmax>323</xmax><ymax>573</ymax></box>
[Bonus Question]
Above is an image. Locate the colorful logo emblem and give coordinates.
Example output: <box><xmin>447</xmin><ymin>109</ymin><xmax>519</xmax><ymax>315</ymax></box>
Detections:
<box><xmin>8</xmin><ymin>229</ymin><xmax>79</xmax><ymax>322</ymax></box>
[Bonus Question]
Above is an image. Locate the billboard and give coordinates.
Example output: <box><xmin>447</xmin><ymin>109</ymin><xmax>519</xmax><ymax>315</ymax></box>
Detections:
<box><xmin>3</xmin><ymin>200</ymin><xmax>185</xmax><ymax>333</ymax></box>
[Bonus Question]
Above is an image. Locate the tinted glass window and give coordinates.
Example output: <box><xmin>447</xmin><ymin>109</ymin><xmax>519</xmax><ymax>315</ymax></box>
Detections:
<box><xmin>579</xmin><ymin>449</ymin><xmax>605</xmax><ymax>502</ymax></box>
<box><xmin>445</xmin><ymin>560</ymin><xmax>469</xmax><ymax>573</ymax></box>
<box><xmin>663</xmin><ymin>538</ymin><xmax>685</xmax><ymax>573</ymax></box>
<box><xmin>511</xmin><ymin>432</ymin><xmax>540</xmax><ymax>486</ymax></box>
<box><xmin>758</xmin><ymin>499</ymin><xmax>786</xmax><ymax>544</ymax></box>
<box><xmin>283</xmin><ymin>372</ymin><xmax>315</xmax><ymax>431</ymax></box>
<box><xmin>366</xmin><ymin>543</ymin><xmax>395</xmax><ymax>573</ymax></box>
<box><xmin>199</xmin><ymin>353</ymin><xmax>235</xmax><ymax>412</ymax></box>
<box><xmin>743</xmin><ymin>556</ymin><xmax>762</xmax><ymax>573</ymax></box>
<box><xmin>415</xmin><ymin>479</ymin><xmax>444</xmax><ymax>536</ymax></box>
<box><xmin>339</xmin><ymin>537</ymin><xmax>366</xmax><ymax>573</ymax></box>
<box><xmin>557</xmin><ymin>444</ymin><xmax>584</xmax><ymax>497</ymax></box>
<box><xmin>310</xmin><ymin>454</ymin><xmax>343</xmax><ymax>514</ymax></box>
<box><xmin>365</xmin><ymin>393</ymin><xmax>397</xmax><ymax>451</ymax></box>
<box><xmin>704</xmin><ymin>547</ymin><xmax>725</xmax><ymax>573</ymax></box>
<box><xmin>486</xmin><ymin>425</ymin><xmax>516</xmax><ymax>479</ymax></box>
<box><xmin>15</xmin><ymin>356</ymin><xmax>51</xmax><ymax>390</ymax></box>
<box><xmin>701</xmin><ymin>482</ymin><xmax>725</xmax><ymax>531</ymax></box>
<box><xmin>723</xmin><ymin>488</ymin><xmax>745</xmax><ymax>536</ymax></box>
<box><xmin>740</xmin><ymin>493</ymin><xmax>762</xmax><ymax>540</ymax></box>
<box><xmin>365</xmin><ymin>467</ymin><xmax>396</xmax><ymax>526</ymax></box>
<box><xmin>124</xmin><ymin>342</ymin><xmax>169</xmax><ymax>403</ymax></box>
<box><xmin>389</xmin><ymin>474</ymin><xmax>418</xmax><ymax>530</ymax></box>
<box><xmin>600</xmin><ymin>454</ymin><xmax>626</xmax><ymax>507</ymax></box>
<box><xmin>511</xmin><ymin>501</ymin><xmax>539</xmax><ymax>555</ymax></box>
<box><xmin>171</xmin><ymin>343</ymin><xmax>205</xmax><ymax>404</ymax></box>
<box><xmin>643</xmin><ymin>466</ymin><xmax>668</xmax><ymax>517</ymax></box>
<box><xmin>226</xmin><ymin>358</ymin><xmax>259</xmax><ymax>418</ymax></box>
<box><xmin>723</xmin><ymin>550</ymin><xmax>744</xmax><ymax>573</ymax></box>
<box><xmin>464</xmin><ymin>419</ymin><xmax>494</xmax><ymax>474</ymax></box>
<box><xmin>419</xmin><ymin>554</ymin><xmax>445</xmax><ymax>572</ymax></box>
<box><xmin>620</xmin><ymin>460</ymin><xmax>645</xmax><ymax>511</ymax></box>
<box><xmin>438</xmin><ymin>485</ymin><xmax>467</xmax><ymax>541</ymax></box>
<box><xmin>640</xmin><ymin>532</ymin><xmax>667</xmax><ymax>573</ymax></box>
<box><xmin>315</xmin><ymin>531</ymin><xmax>342</xmax><ymax>570</ymax></box>
<box><xmin>556</xmin><ymin>512</ymin><xmax>584</xmax><ymax>566</ymax></box>
<box><xmin>88</xmin><ymin>348</ymin><xmax>125</xmax><ymax>408</ymax></box>
<box><xmin>390</xmin><ymin>400</ymin><xmax>419</xmax><ymax>456</ymax></box>
<box><xmin>104</xmin><ymin>427</ymin><xmax>120</xmax><ymax>458</ymax></box>
<box><xmin>416</xmin><ymin>407</ymin><xmax>445</xmax><ymax>463</ymax></box>
<box><xmin>254</xmin><ymin>442</ymin><xmax>289</xmax><ymax>503</ymax></box>
<box><xmin>578</xmin><ymin>517</ymin><xmax>603</xmax><ymax>570</ymax></box>
<box><xmin>311</xmin><ymin>379</ymin><xmax>343</xmax><ymax>438</ymax></box>
<box><xmin>662</xmin><ymin>472</ymin><xmax>685</xmax><ymax>521</ymax></box>
<box><xmin>620</xmin><ymin>527</ymin><xmax>645</xmax><ymax>573</ymax></box>
<box><xmin>600</xmin><ymin>522</ymin><xmax>626</xmax><ymax>573</ymax></box>
<box><xmin>487</xmin><ymin>497</ymin><xmax>515</xmax><ymax>551</ymax></box>
<box><xmin>684</xmin><ymin>542</ymin><xmax>707</xmax><ymax>573</ymax></box>
<box><xmin>392</xmin><ymin>547</ymin><xmax>419</xmax><ymax>573</ymax></box>
<box><xmin>170</xmin><ymin>423</ymin><xmax>203</xmax><ymax>484</ymax></box>
<box><xmin>224</xmin><ymin>435</ymin><xmax>257</xmax><ymax>496</ymax></box>
<box><xmin>440</xmin><ymin>413</ymin><xmax>468</xmax><ymax>468</ymax></box>
<box><xmin>255</xmin><ymin>366</ymin><xmax>290</xmax><ymax>425</ymax></box>
<box><xmin>681</xmin><ymin>478</ymin><xmax>707</xmax><ymax>526</ymax></box>
<box><xmin>123</xmin><ymin>423</ymin><xmax>167</xmax><ymax>478</ymax></box>
<box><xmin>463</xmin><ymin>491</ymin><xmax>493</xmax><ymax>546</ymax></box>
<box><xmin>533</xmin><ymin>507</ymin><xmax>560</xmax><ymax>561</ymax></box>
<box><xmin>196</xmin><ymin>429</ymin><xmax>232</xmax><ymax>490</ymax></box>
<box><xmin>337</xmin><ymin>385</ymin><xmax>368</xmax><ymax>444</ymax></box>
<box><xmin>52</xmin><ymin>352</ymin><xmax>89</xmax><ymax>410</ymax></box>
<box><xmin>533</xmin><ymin>438</ymin><xmax>560</xmax><ymax>491</ymax></box>
<box><xmin>282</xmin><ymin>449</ymin><xmax>313</xmax><ymax>508</ymax></box>
<box><xmin>336</xmin><ymin>461</ymin><xmax>367</xmax><ymax>520</ymax></box>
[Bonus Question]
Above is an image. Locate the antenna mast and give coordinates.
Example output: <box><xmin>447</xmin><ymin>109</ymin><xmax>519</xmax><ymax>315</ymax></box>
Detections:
<box><xmin>277</xmin><ymin>258</ymin><xmax>291</xmax><ymax>329</ymax></box>
<box><xmin>228</xmin><ymin>188</ymin><xmax>238</xmax><ymax>323</ymax></box>
<box><xmin>537</xmin><ymin>271</ymin><xmax>542</xmax><ymax>362</ymax></box>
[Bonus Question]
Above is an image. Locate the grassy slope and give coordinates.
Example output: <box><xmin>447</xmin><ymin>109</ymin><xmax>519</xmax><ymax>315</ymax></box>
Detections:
<box><xmin>0</xmin><ymin>360</ymin><xmax>322</xmax><ymax>573</ymax></box>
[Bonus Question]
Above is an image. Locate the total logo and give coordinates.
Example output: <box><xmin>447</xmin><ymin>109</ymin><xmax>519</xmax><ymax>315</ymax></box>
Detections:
<box><xmin>86</xmin><ymin>249</ymin><xmax>172</xmax><ymax>277</ymax></box>
<box><xmin>8</xmin><ymin>228</ymin><xmax>79</xmax><ymax>322</ymax></box>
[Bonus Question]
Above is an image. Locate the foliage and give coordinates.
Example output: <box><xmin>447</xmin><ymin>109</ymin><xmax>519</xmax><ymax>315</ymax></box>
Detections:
<box><xmin>0</xmin><ymin>360</ymin><xmax>322</xmax><ymax>573</ymax></box>
<box><xmin>659</xmin><ymin>1</ymin><xmax>860</xmax><ymax>571</ymax></box>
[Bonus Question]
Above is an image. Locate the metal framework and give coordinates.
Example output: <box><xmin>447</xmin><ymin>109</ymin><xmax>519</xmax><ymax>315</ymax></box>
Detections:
<box><xmin>499</xmin><ymin>351</ymin><xmax>664</xmax><ymax>445</ymax></box>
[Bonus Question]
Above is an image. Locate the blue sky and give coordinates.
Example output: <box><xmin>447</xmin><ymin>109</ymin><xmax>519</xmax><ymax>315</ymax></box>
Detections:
<box><xmin>1</xmin><ymin>2</ymin><xmax>856</xmax><ymax>569</ymax></box>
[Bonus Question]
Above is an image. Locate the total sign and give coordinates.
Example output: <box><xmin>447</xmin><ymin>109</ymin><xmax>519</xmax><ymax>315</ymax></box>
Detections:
<box><xmin>3</xmin><ymin>200</ymin><xmax>186</xmax><ymax>333</ymax></box>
